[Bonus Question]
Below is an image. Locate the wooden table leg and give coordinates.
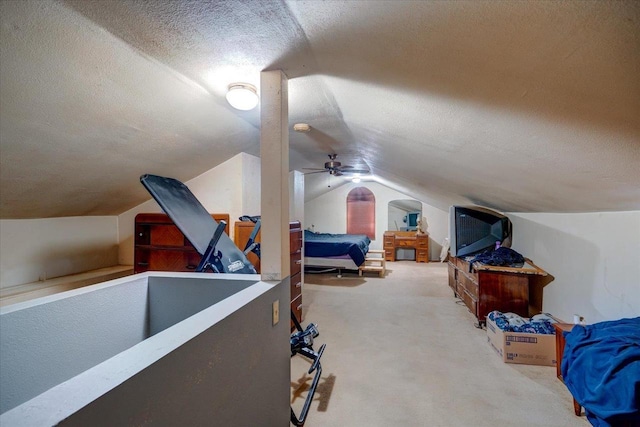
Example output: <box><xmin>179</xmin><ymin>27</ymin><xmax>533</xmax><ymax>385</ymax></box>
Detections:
<box><xmin>553</xmin><ymin>323</ymin><xmax>582</xmax><ymax>416</ymax></box>
<box><xmin>573</xmin><ymin>398</ymin><xmax>581</xmax><ymax>416</ymax></box>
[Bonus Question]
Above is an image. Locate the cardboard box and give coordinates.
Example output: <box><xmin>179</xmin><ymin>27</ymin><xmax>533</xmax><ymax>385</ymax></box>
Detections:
<box><xmin>486</xmin><ymin>317</ymin><xmax>557</xmax><ymax>367</ymax></box>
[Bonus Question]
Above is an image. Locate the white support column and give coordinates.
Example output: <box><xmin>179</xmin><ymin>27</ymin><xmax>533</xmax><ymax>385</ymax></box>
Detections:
<box><xmin>260</xmin><ymin>70</ymin><xmax>289</xmax><ymax>281</ymax></box>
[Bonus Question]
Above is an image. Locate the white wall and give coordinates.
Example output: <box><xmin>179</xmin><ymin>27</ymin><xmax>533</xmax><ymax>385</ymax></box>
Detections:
<box><xmin>0</xmin><ymin>217</ymin><xmax>118</xmax><ymax>289</ymax></box>
<box><xmin>421</xmin><ymin>201</ymin><xmax>449</xmax><ymax>260</ymax></box>
<box><xmin>118</xmin><ymin>153</ymin><xmax>261</xmax><ymax>265</ymax></box>
<box><xmin>242</xmin><ymin>153</ymin><xmax>262</xmax><ymax>217</ymax></box>
<box><xmin>289</xmin><ymin>170</ymin><xmax>304</xmax><ymax>224</ymax></box>
<box><xmin>508</xmin><ymin>211</ymin><xmax>640</xmax><ymax>324</ymax></box>
<box><xmin>304</xmin><ymin>180</ymin><xmax>448</xmax><ymax>261</ymax></box>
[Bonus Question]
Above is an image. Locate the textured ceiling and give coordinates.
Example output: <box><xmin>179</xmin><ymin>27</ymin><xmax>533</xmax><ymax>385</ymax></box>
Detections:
<box><xmin>0</xmin><ymin>0</ymin><xmax>638</xmax><ymax>219</ymax></box>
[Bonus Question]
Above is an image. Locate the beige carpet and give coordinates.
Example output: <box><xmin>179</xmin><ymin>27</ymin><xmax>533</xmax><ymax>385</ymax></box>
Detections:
<box><xmin>291</xmin><ymin>261</ymin><xmax>589</xmax><ymax>427</ymax></box>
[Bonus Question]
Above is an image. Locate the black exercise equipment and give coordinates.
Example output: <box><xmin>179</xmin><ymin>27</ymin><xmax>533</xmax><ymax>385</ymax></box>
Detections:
<box><xmin>140</xmin><ymin>174</ymin><xmax>256</xmax><ymax>274</ymax></box>
<box><xmin>140</xmin><ymin>174</ymin><xmax>325</xmax><ymax>426</ymax></box>
<box><xmin>236</xmin><ymin>214</ymin><xmax>326</xmax><ymax>426</ymax></box>
<box><xmin>238</xmin><ymin>215</ymin><xmax>262</xmax><ymax>260</ymax></box>
<box><xmin>290</xmin><ymin>311</ymin><xmax>325</xmax><ymax>426</ymax></box>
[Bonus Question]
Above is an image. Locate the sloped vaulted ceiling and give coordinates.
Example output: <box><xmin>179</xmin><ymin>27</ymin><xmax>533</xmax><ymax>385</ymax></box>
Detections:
<box><xmin>0</xmin><ymin>0</ymin><xmax>638</xmax><ymax>218</ymax></box>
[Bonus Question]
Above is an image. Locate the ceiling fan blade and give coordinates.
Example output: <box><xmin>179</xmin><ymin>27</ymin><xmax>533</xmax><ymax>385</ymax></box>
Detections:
<box><xmin>302</xmin><ymin>167</ymin><xmax>326</xmax><ymax>171</ymax></box>
<box><xmin>339</xmin><ymin>169</ymin><xmax>370</xmax><ymax>175</ymax></box>
<box><xmin>304</xmin><ymin>170</ymin><xmax>328</xmax><ymax>175</ymax></box>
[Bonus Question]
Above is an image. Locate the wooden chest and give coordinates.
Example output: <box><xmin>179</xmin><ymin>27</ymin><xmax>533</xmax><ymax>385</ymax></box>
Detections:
<box><xmin>447</xmin><ymin>256</ymin><xmax>548</xmax><ymax>325</ymax></box>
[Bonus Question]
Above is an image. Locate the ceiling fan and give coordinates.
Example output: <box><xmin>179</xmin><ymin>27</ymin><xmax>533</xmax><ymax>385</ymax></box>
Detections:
<box><xmin>303</xmin><ymin>154</ymin><xmax>370</xmax><ymax>176</ymax></box>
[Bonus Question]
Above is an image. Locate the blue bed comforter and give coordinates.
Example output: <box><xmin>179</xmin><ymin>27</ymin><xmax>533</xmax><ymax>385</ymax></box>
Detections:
<box><xmin>561</xmin><ymin>317</ymin><xmax>640</xmax><ymax>427</ymax></box>
<box><xmin>304</xmin><ymin>230</ymin><xmax>370</xmax><ymax>266</ymax></box>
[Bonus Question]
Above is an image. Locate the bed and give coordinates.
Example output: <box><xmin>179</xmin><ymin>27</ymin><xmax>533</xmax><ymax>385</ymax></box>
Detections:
<box><xmin>561</xmin><ymin>317</ymin><xmax>640</xmax><ymax>426</ymax></box>
<box><xmin>304</xmin><ymin>230</ymin><xmax>371</xmax><ymax>272</ymax></box>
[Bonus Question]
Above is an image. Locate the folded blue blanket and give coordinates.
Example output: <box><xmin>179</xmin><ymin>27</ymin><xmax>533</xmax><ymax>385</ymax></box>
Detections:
<box><xmin>487</xmin><ymin>310</ymin><xmax>556</xmax><ymax>334</ymax></box>
<box><xmin>561</xmin><ymin>317</ymin><xmax>640</xmax><ymax>427</ymax></box>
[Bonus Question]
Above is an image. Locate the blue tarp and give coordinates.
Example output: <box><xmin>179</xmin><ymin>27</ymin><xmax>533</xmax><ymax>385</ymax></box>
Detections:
<box><xmin>561</xmin><ymin>317</ymin><xmax>640</xmax><ymax>427</ymax></box>
<box><xmin>304</xmin><ymin>230</ymin><xmax>370</xmax><ymax>266</ymax></box>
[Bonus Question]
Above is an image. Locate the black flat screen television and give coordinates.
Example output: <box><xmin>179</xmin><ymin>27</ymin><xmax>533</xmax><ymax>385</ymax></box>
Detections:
<box><xmin>449</xmin><ymin>206</ymin><xmax>512</xmax><ymax>257</ymax></box>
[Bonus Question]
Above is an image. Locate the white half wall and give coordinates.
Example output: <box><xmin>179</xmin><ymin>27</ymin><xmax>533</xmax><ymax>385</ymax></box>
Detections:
<box><xmin>304</xmin><ymin>180</ymin><xmax>448</xmax><ymax>261</ymax></box>
<box><xmin>0</xmin><ymin>217</ymin><xmax>118</xmax><ymax>289</ymax></box>
<box><xmin>508</xmin><ymin>211</ymin><xmax>640</xmax><ymax>324</ymax></box>
<box><xmin>1</xmin><ymin>273</ymin><xmax>289</xmax><ymax>425</ymax></box>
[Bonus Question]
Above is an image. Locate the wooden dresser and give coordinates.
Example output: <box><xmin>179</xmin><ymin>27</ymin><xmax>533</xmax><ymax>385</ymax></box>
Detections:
<box><xmin>447</xmin><ymin>256</ymin><xmax>548</xmax><ymax>325</ymax></box>
<box><xmin>383</xmin><ymin>231</ymin><xmax>429</xmax><ymax>262</ymax></box>
<box><xmin>134</xmin><ymin>213</ymin><xmax>229</xmax><ymax>273</ymax></box>
<box><xmin>289</xmin><ymin>222</ymin><xmax>303</xmax><ymax>329</ymax></box>
<box><xmin>234</xmin><ymin>220</ymin><xmax>303</xmax><ymax>329</ymax></box>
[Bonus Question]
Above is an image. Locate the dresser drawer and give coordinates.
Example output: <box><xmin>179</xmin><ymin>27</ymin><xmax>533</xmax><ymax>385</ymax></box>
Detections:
<box><xmin>455</xmin><ymin>280</ymin><xmax>465</xmax><ymax>298</ymax></box>
<box><xmin>291</xmin><ymin>271</ymin><xmax>302</xmax><ymax>300</ymax></box>
<box><xmin>458</xmin><ymin>271</ymin><xmax>478</xmax><ymax>299</ymax></box>
<box><xmin>454</xmin><ymin>256</ymin><xmax>467</xmax><ymax>270</ymax></box>
<box><xmin>448</xmin><ymin>262</ymin><xmax>457</xmax><ymax>292</ymax></box>
<box><xmin>448</xmin><ymin>277</ymin><xmax>457</xmax><ymax>293</ymax></box>
<box><xmin>397</xmin><ymin>239</ymin><xmax>415</xmax><ymax>247</ymax></box>
<box><xmin>460</xmin><ymin>288</ymin><xmax>477</xmax><ymax>317</ymax></box>
<box><xmin>290</xmin><ymin>251</ymin><xmax>302</xmax><ymax>276</ymax></box>
<box><xmin>384</xmin><ymin>248</ymin><xmax>394</xmax><ymax>261</ymax></box>
<box><xmin>291</xmin><ymin>294</ymin><xmax>303</xmax><ymax>329</ymax></box>
<box><xmin>289</xmin><ymin>231</ymin><xmax>302</xmax><ymax>254</ymax></box>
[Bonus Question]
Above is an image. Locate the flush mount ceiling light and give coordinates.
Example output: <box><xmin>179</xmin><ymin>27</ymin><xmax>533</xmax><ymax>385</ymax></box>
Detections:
<box><xmin>293</xmin><ymin>123</ymin><xmax>311</xmax><ymax>132</ymax></box>
<box><xmin>226</xmin><ymin>83</ymin><xmax>259</xmax><ymax>110</ymax></box>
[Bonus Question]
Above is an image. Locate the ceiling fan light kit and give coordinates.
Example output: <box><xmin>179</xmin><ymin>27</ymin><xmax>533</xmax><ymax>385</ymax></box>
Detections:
<box><xmin>226</xmin><ymin>83</ymin><xmax>259</xmax><ymax>110</ymax></box>
<box><xmin>324</xmin><ymin>154</ymin><xmax>345</xmax><ymax>170</ymax></box>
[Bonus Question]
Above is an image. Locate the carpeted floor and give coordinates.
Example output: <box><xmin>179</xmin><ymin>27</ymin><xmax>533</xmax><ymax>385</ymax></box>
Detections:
<box><xmin>291</xmin><ymin>261</ymin><xmax>588</xmax><ymax>427</ymax></box>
